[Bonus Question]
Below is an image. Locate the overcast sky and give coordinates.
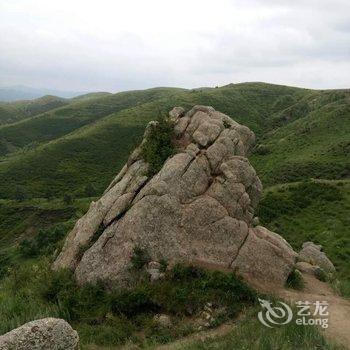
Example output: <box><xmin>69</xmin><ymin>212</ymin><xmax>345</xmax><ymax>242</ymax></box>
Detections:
<box><xmin>0</xmin><ymin>0</ymin><xmax>349</xmax><ymax>92</ymax></box>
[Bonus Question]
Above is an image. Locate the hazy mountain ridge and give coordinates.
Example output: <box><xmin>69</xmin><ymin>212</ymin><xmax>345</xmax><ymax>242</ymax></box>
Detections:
<box><xmin>0</xmin><ymin>85</ymin><xmax>87</xmax><ymax>102</ymax></box>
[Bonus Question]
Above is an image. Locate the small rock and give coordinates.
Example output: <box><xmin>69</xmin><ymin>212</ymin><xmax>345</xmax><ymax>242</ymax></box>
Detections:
<box><xmin>169</xmin><ymin>107</ymin><xmax>185</xmax><ymax>121</ymax></box>
<box><xmin>147</xmin><ymin>268</ymin><xmax>165</xmax><ymax>282</ymax></box>
<box><xmin>295</xmin><ymin>261</ymin><xmax>317</xmax><ymax>275</ymax></box>
<box><xmin>148</xmin><ymin>261</ymin><xmax>161</xmax><ymax>270</ymax></box>
<box><xmin>252</xmin><ymin>216</ymin><xmax>260</xmax><ymax>226</ymax></box>
<box><xmin>0</xmin><ymin>318</ymin><xmax>79</xmax><ymax>350</ymax></box>
<box><xmin>204</xmin><ymin>305</ymin><xmax>213</xmax><ymax>313</ymax></box>
<box><xmin>201</xmin><ymin>311</ymin><xmax>212</xmax><ymax>320</ymax></box>
<box><xmin>298</xmin><ymin>242</ymin><xmax>335</xmax><ymax>273</ymax></box>
<box><xmin>153</xmin><ymin>314</ymin><xmax>172</xmax><ymax>328</ymax></box>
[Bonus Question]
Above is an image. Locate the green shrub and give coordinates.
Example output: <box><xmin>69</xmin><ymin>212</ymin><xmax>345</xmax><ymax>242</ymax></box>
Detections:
<box><xmin>84</xmin><ymin>183</ymin><xmax>97</xmax><ymax>197</ymax></box>
<box><xmin>314</xmin><ymin>268</ymin><xmax>328</xmax><ymax>282</ymax></box>
<box><xmin>63</xmin><ymin>193</ymin><xmax>73</xmax><ymax>205</ymax></box>
<box><xmin>130</xmin><ymin>246</ymin><xmax>151</xmax><ymax>270</ymax></box>
<box><xmin>286</xmin><ymin>268</ymin><xmax>305</xmax><ymax>290</ymax></box>
<box><xmin>18</xmin><ymin>224</ymin><xmax>66</xmax><ymax>258</ymax></box>
<box><xmin>0</xmin><ymin>251</ymin><xmax>13</xmax><ymax>279</ymax></box>
<box><xmin>141</xmin><ymin>115</ymin><xmax>175</xmax><ymax>175</ymax></box>
<box><xmin>159</xmin><ymin>258</ymin><xmax>168</xmax><ymax>272</ymax></box>
<box><xmin>255</xmin><ymin>144</ymin><xmax>270</xmax><ymax>155</ymax></box>
<box><xmin>223</xmin><ymin>120</ymin><xmax>231</xmax><ymax>129</ymax></box>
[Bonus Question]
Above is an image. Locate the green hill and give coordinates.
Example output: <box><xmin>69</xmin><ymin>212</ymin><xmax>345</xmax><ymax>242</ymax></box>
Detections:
<box><xmin>0</xmin><ymin>83</ymin><xmax>311</xmax><ymax>198</ymax></box>
<box><xmin>0</xmin><ymin>95</ymin><xmax>69</xmax><ymax>126</ymax></box>
<box><xmin>251</xmin><ymin>89</ymin><xmax>350</xmax><ymax>186</ymax></box>
<box><xmin>0</xmin><ymin>87</ymin><xmax>186</xmax><ymax>157</ymax></box>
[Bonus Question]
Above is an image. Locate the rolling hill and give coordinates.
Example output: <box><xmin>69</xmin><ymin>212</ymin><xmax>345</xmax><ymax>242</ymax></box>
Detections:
<box><xmin>0</xmin><ymin>95</ymin><xmax>69</xmax><ymax>126</ymax></box>
<box><xmin>0</xmin><ymin>83</ymin><xmax>348</xmax><ymax>200</ymax></box>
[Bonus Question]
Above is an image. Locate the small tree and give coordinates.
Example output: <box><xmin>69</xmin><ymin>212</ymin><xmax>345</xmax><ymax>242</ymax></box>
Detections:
<box><xmin>63</xmin><ymin>193</ymin><xmax>73</xmax><ymax>205</ymax></box>
<box><xmin>84</xmin><ymin>183</ymin><xmax>96</xmax><ymax>197</ymax></box>
<box><xmin>45</xmin><ymin>188</ymin><xmax>54</xmax><ymax>200</ymax></box>
<box><xmin>13</xmin><ymin>186</ymin><xmax>28</xmax><ymax>201</ymax></box>
<box><xmin>140</xmin><ymin>115</ymin><xmax>175</xmax><ymax>175</ymax></box>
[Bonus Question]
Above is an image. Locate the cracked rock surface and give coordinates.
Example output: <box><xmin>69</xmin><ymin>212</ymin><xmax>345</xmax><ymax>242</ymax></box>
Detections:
<box><xmin>53</xmin><ymin>106</ymin><xmax>297</xmax><ymax>287</ymax></box>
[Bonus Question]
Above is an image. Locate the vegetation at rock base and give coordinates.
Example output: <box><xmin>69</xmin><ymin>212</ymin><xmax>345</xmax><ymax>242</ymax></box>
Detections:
<box><xmin>315</xmin><ymin>267</ymin><xmax>329</xmax><ymax>283</ymax></box>
<box><xmin>130</xmin><ymin>246</ymin><xmax>151</xmax><ymax>270</ymax></box>
<box><xmin>181</xmin><ymin>308</ymin><xmax>343</xmax><ymax>350</ymax></box>
<box><xmin>286</xmin><ymin>268</ymin><xmax>305</xmax><ymax>290</ymax></box>
<box><xmin>0</xmin><ymin>261</ymin><xmax>256</xmax><ymax>347</ymax></box>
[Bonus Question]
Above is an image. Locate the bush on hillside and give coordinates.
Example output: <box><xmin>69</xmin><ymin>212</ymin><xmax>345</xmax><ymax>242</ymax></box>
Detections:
<box><xmin>18</xmin><ymin>224</ymin><xmax>66</xmax><ymax>258</ymax></box>
<box><xmin>141</xmin><ymin>115</ymin><xmax>175</xmax><ymax>175</ymax></box>
<box><xmin>130</xmin><ymin>246</ymin><xmax>151</xmax><ymax>270</ymax></box>
<box><xmin>314</xmin><ymin>268</ymin><xmax>329</xmax><ymax>282</ymax></box>
<box><xmin>286</xmin><ymin>268</ymin><xmax>304</xmax><ymax>290</ymax></box>
<box><xmin>63</xmin><ymin>193</ymin><xmax>73</xmax><ymax>205</ymax></box>
<box><xmin>0</xmin><ymin>252</ymin><xmax>12</xmax><ymax>279</ymax></box>
<box><xmin>254</xmin><ymin>144</ymin><xmax>271</xmax><ymax>155</ymax></box>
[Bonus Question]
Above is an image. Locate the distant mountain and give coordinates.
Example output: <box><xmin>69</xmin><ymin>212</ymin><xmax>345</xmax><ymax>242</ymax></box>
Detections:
<box><xmin>0</xmin><ymin>85</ymin><xmax>90</xmax><ymax>101</ymax></box>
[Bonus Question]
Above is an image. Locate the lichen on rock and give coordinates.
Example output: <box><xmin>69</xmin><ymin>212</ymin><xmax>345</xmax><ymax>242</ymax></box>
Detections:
<box><xmin>53</xmin><ymin>105</ymin><xmax>297</xmax><ymax>287</ymax></box>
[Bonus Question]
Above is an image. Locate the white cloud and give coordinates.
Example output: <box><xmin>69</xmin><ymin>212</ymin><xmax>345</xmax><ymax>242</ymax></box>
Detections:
<box><xmin>0</xmin><ymin>0</ymin><xmax>349</xmax><ymax>91</ymax></box>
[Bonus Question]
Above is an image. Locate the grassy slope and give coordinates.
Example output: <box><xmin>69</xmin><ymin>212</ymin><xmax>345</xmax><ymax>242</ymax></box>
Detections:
<box><xmin>0</xmin><ymin>95</ymin><xmax>69</xmax><ymax>126</ymax></box>
<box><xmin>0</xmin><ymin>87</ymin><xmax>186</xmax><ymax>157</ymax></box>
<box><xmin>257</xmin><ymin>179</ymin><xmax>350</xmax><ymax>295</ymax></box>
<box><xmin>182</xmin><ymin>307</ymin><xmax>343</xmax><ymax>350</ymax></box>
<box><xmin>0</xmin><ymin>92</ymin><xmax>113</xmax><ymax>127</ymax></box>
<box><xmin>251</xmin><ymin>89</ymin><xmax>350</xmax><ymax>186</ymax></box>
<box><xmin>0</xmin><ymin>83</ymin><xmax>308</xmax><ymax>198</ymax></box>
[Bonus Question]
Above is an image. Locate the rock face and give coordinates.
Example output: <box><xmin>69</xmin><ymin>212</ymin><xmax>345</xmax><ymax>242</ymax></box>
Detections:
<box><xmin>298</xmin><ymin>242</ymin><xmax>335</xmax><ymax>273</ymax></box>
<box><xmin>0</xmin><ymin>318</ymin><xmax>79</xmax><ymax>350</ymax></box>
<box><xmin>53</xmin><ymin>106</ymin><xmax>297</xmax><ymax>287</ymax></box>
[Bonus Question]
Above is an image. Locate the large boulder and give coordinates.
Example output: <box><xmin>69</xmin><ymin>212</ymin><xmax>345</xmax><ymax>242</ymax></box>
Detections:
<box><xmin>53</xmin><ymin>106</ymin><xmax>297</xmax><ymax>287</ymax></box>
<box><xmin>298</xmin><ymin>242</ymin><xmax>335</xmax><ymax>273</ymax></box>
<box><xmin>0</xmin><ymin>318</ymin><xmax>79</xmax><ymax>350</ymax></box>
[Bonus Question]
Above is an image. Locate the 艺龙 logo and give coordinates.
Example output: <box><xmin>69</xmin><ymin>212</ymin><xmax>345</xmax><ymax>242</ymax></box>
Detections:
<box><xmin>258</xmin><ymin>298</ymin><xmax>293</xmax><ymax>328</ymax></box>
<box><xmin>258</xmin><ymin>298</ymin><xmax>329</xmax><ymax>328</ymax></box>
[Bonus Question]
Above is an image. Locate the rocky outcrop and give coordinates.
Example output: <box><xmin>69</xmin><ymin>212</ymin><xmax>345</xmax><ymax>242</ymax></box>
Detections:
<box><xmin>0</xmin><ymin>318</ymin><xmax>79</xmax><ymax>350</ymax></box>
<box><xmin>53</xmin><ymin>106</ymin><xmax>297</xmax><ymax>287</ymax></box>
<box><xmin>298</xmin><ymin>242</ymin><xmax>335</xmax><ymax>273</ymax></box>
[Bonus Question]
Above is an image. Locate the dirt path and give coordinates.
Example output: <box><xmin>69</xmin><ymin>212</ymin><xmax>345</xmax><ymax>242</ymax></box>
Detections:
<box><xmin>154</xmin><ymin>322</ymin><xmax>234</xmax><ymax>350</ymax></box>
<box><xmin>155</xmin><ymin>273</ymin><xmax>350</xmax><ymax>350</ymax></box>
<box><xmin>275</xmin><ymin>273</ymin><xmax>350</xmax><ymax>349</ymax></box>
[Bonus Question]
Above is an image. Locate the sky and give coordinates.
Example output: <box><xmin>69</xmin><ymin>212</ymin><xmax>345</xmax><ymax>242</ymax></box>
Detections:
<box><xmin>0</xmin><ymin>0</ymin><xmax>349</xmax><ymax>92</ymax></box>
